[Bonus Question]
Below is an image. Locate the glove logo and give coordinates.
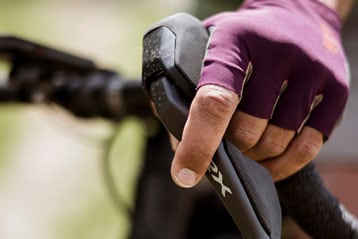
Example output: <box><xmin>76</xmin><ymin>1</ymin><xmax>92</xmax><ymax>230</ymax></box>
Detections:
<box><xmin>208</xmin><ymin>161</ymin><xmax>233</xmax><ymax>198</ymax></box>
<box><xmin>320</xmin><ymin>22</ymin><xmax>338</xmax><ymax>55</ymax></box>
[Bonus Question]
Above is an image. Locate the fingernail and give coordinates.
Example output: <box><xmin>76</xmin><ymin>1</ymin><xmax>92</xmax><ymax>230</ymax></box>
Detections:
<box><xmin>175</xmin><ymin>168</ymin><xmax>197</xmax><ymax>188</ymax></box>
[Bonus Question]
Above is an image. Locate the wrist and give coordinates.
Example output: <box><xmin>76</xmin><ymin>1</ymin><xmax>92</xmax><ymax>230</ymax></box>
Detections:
<box><xmin>317</xmin><ymin>0</ymin><xmax>354</xmax><ymax>21</ymax></box>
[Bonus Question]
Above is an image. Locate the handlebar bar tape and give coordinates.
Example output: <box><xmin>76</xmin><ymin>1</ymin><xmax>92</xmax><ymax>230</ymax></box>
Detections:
<box><xmin>276</xmin><ymin>162</ymin><xmax>358</xmax><ymax>239</ymax></box>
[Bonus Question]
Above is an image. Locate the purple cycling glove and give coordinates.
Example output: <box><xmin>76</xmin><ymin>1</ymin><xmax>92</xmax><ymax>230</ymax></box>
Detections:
<box><xmin>198</xmin><ymin>0</ymin><xmax>349</xmax><ymax>138</ymax></box>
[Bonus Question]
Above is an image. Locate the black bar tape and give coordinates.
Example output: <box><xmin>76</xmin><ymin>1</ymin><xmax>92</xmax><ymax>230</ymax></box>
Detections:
<box><xmin>276</xmin><ymin>162</ymin><xmax>358</xmax><ymax>239</ymax></box>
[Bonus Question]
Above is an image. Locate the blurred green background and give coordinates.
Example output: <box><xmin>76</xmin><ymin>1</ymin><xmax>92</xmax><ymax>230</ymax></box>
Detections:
<box><xmin>0</xmin><ymin>1</ymin><xmax>196</xmax><ymax>239</ymax></box>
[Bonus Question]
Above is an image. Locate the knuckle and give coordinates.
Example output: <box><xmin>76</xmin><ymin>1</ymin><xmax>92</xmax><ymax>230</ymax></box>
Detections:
<box><xmin>230</xmin><ymin>125</ymin><xmax>261</xmax><ymax>150</ymax></box>
<box><xmin>258</xmin><ymin>138</ymin><xmax>286</xmax><ymax>157</ymax></box>
<box><xmin>196</xmin><ymin>88</ymin><xmax>237</xmax><ymax>121</ymax></box>
<box><xmin>295</xmin><ymin>139</ymin><xmax>321</xmax><ymax>164</ymax></box>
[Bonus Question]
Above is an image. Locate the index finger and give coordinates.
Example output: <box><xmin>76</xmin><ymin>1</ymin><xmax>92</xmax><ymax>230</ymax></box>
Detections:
<box><xmin>171</xmin><ymin>84</ymin><xmax>239</xmax><ymax>188</ymax></box>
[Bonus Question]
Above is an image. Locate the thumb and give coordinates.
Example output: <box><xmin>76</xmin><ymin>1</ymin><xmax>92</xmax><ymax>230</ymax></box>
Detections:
<box><xmin>171</xmin><ymin>85</ymin><xmax>239</xmax><ymax>188</ymax></box>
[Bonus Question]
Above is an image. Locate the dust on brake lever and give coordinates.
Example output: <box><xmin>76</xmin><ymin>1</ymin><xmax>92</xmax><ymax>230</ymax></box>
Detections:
<box><xmin>142</xmin><ymin>13</ymin><xmax>281</xmax><ymax>239</ymax></box>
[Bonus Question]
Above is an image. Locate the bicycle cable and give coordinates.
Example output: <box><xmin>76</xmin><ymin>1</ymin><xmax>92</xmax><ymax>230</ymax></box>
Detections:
<box><xmin>43</xmin><ymin>101</ymin><xmax>134</xmax><ymax>218</ymax></box>
<box><xmin>101</xmin><ymin>123</ymin><xmax>135</xmax><ymax>218</ymax></box>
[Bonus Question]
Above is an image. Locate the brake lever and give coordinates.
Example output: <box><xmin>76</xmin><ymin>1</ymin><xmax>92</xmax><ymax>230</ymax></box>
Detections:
<box><xmin>142</xmin><ymin>13</ymin><xmax>281</xmax><ymax>239</ymax></box>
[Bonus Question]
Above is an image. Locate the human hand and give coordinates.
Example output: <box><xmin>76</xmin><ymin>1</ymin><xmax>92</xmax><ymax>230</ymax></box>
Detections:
<box><xmin>171</xmin><ymin>0</ymin><xmax>349</xmax><ymax>187</ymax></box>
